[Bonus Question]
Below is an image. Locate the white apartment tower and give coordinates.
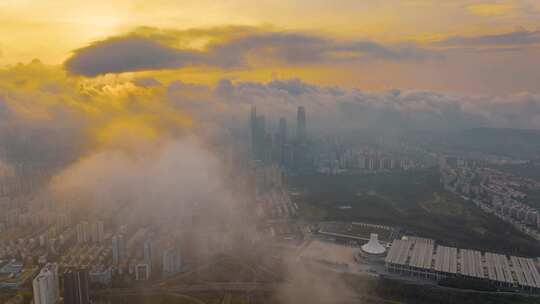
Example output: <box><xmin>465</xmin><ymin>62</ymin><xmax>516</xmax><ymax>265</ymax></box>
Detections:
<box><xmin>32</xmin><ymin>263</ymin><xmax>59</xmax><ymax>304</ymax></box>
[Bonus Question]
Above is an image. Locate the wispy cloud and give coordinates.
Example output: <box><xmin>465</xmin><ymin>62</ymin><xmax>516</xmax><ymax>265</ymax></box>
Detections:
<box><xmin>467</xmin><ymin>3</ymin><xmax>515</xmax><ymax>16</ymax></box>
<box><xmin>436</xmin><ymin>28</ymin><xmax>540</xmax><ymax>47</ymax></box>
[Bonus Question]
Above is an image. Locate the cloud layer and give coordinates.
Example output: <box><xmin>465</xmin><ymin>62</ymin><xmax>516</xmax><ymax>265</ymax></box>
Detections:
<box><xmin>3</xmin><ymin>61</ymin><xmax>540</xmax><ymax>169</ymax></box>
<box><xmin>438</xmin><ymin>28</ymin><xmax>540</xmax><ymax>47</ymax></box>
<box><xmin>65</xmin><ymin>26</ymin><xmax>433</xmax><ymax>76</ymax></box>
<box><xmin>216</xmin><ymin>78</ymin><xmax>540</xmax><ymax>133</ymax></box>
<box><xmin>65</xmin><ymin>37</ymin><xmax>201</xmax><ymax>76</ymax></box>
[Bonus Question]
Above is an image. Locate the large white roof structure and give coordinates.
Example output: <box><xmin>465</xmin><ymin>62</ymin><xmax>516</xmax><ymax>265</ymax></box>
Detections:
<box><xmin>385</xmin><ymin>237</ymin><xmax>540</xmax><ymax>290</ymax></box>
<box><xmin>361</xmin><ymin>233</ymin><xmax>386</xmax><ymax>255</ymax></box>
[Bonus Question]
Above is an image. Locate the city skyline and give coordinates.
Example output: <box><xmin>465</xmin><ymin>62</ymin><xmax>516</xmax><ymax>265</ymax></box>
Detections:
<box><xmin>2</xmin><ymin>2</ymin><xmax>540</xmax><ymax>304</ymax></box>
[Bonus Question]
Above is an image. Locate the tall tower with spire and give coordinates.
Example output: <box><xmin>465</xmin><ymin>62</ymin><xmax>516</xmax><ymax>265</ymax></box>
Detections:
<box><xmin>296</xmin><ymin>106</ymin><xmax>306</xmax><ymax>143</ymax></box>
<box><xmin>250</xmin><ymin>105</ymin><xmax>257</xmax><ymax>159</ymax></box>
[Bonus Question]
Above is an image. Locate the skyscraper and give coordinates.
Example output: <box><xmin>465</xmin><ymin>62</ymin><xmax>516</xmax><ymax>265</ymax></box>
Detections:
<box><xmin>143</xmin><ymin>238</ymin><xmax>153</xmax><ymax>276</ymax></box>
<box><xmin>278</xmin><ymin>117</ymin><xmax>287</xmax><ymax>143</ymax></box>
<box><xmin>112</xmin><ymin>235</ymin><xmax>119</xmax><ymax>265</ymax></box>
<box><xmin>278</xmin><ymin>117</ymin><xmax>288</xmax><ymax>165</ymax></box>
<box><xmin>63</xmin><ymin>269</ymin><xmax>90</xmax><ymax>304</ymax></box>
<box><xmin>90</xmin><ymin>220</ymin><xmax>104</xmax><ymax>244</ymax></box>
<box><xmin>296</xmin><ymin>106</ymin><xmax>306</xmax><ymax>143</ymax></box>
<box><xmin>162</xmin><ymin>246</ymin><xmax>182</xmax><ymax>277</ymax></box>
<box><xmin>33</xmin><ymin>263</ymin><xmax>59</xmax><ymax>304</ymax></box>
<box><xmin>252</xmin><ymin>115</ymin><xmax>266</xmax><ymax>160</ymax></box>
<box><xmin>250</xmin><ymin>105</ymin><xmax>270</xmax><ymax>161</ymax></box>
<box><xmin>76</xmin><ymin>221</ymin><xmax>89</xmax><ymax>244</ymax></box>
<box><xmin>111</xmin><ymin>234</ymin><xmax>125</xmax><ymax>265</ymax></box>
<box><xmin>263</xmin><ymin>133</ymin><xmax>273</xmax><ymax>163</ymax></box>
<box><xmin>250</xmin><ymin>105</ymin><xmax>257</xmax><ymax>158</ymax></box>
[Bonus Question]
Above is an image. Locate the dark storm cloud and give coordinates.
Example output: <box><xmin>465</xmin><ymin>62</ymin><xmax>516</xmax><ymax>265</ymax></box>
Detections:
<box><xmin>64</xmin><ymin>27</ymin><xmax>435</xmax><ymax>76</ymax></box>
<box><xmin>438</xmin><ymin>28</ymin><xmax>540</xmax><ymax>47</ymax></box>
<box><xmin>64</xmin><ymin>37</ymin><xmax>204</xmax><ymax>76</ymax></box>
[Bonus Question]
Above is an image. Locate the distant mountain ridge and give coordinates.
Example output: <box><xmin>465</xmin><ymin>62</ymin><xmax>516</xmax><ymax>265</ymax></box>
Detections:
<box><xmin>461</xmin><ymin>127</ymin><xmax>540</xmax><ymax>138</ymax></box>
<box><xmin>447</xmin><ymin>127</ymin><xmax>540</xmax><ymax>158</ymax></box>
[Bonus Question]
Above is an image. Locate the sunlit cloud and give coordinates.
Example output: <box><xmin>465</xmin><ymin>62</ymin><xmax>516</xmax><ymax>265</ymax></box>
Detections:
<box><xmin>0</xmin><ymin>61</ymin><xmax>192</xmax><ymax>166</ymax></box>
<box><xmin>467</xmin><ymin>3</ymin><xmax>515</xmax><ymax>16</ymax></box>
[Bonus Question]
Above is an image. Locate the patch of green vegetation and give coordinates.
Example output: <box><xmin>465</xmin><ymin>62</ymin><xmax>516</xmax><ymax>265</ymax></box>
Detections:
<box><xmin>370</xmin><ymin>277</ymin><xmax>540</xmax><ymax>304</ymax></box>
<box><xmin>291</xmin><ymin>169</ymin><xmax>540</xmax><ymax>256</ymax></box>
<box><xmin>95</xmin><ymin>295</ymin><xmax>202</xmax><ymax>304</ymax></box>
<box><xmin>419</xmin><ymin>193</ymin><xmax>464</xmax><ymax>217</ymax></box>
<box><xmin>296</xmin><ymin>201</ymin><xmax>327</xmax><ymax>221</ymax></box>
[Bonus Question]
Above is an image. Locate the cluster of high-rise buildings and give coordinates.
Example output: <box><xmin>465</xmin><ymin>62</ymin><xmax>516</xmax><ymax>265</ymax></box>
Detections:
<box><xmin>0</xmin><ymin>200</ymin><xmax>76</xmax><ymax>280</ymax></box>
<box><xmin>32</xmin><ymin>263</ymin><xmax>90</xmax><ymax>304</ymax></box>
<box><xmin>250</xmin><ymin>105</ymin><xmax>310</xmax><ymax>170</ymax></box>
<box><xmin>0</xmin><ymin>191</ymin><xmax>188</xmax><ymax>297</ymax></box>
<box><xmin>0</xmin><ymin>197</ymin><xmax>70</xmax><ymax>231</ymax></box>
<box><xmin>248</xmin><ymin>105</ymin><xmax>425</xmax><ymax>176</ymax></box>
<box><xmin>76</xmin><ymin>220</ymin><xmax>105</xmax><ymax>244</ymax></box>
<box><xmin>0</xmin><ymin>167</ymin><xmax>47</xmax><ymax>197</ymax></box>
<box><xmin>109</xmin><ymin>227</ymin><xmax>183</xmax><ymax>283</ymax></box>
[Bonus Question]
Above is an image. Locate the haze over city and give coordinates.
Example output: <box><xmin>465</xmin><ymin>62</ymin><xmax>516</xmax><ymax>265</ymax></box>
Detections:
<box><xmin>1</xmin><ymin>1</ymin><xmax>540</xmax><ymax>304</ymax></box>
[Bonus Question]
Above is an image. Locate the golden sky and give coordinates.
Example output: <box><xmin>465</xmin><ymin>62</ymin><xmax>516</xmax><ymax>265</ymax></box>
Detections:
<box><xmin>1</xmin><ymin>1</ymin><xmax>540</xmax><ymax>166</ymax></box>
<box><xmin>0</xmin><ymin>0</ymin><xmax>539</xmax><ymax>93</ymax></box>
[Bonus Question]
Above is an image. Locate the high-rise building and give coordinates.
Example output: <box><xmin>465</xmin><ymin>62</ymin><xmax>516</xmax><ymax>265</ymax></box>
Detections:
<box><xmin>143</xmin><ymin>238</ymin><xmax>153</xmax><ymax>276</ymax></box>
<box><xmin>293</xmin><ymin>107</ymin><xmax>309</xmax><ymax>170</ymax></box>
<box><xmin>90</xmin><ymin>220</ymin><xmax>104</xmax><ymax>244</ymax></box>
<box><xmin>255</xmin><ymin>115</ymin><xmax>266</xmax><ymax>160</ymax></box>
<box><xmin>135</xmin><ymin>263</ymin><xmax>150</xmax><ymax>281</ymax></box>
<box><xmin>263</xmin><ymin>133</ymin><xmax>273</xmax><ymax>163</ymax></box>
<box><xmin>250</xmin><ymin>105</ymin><xmax>271</xmax><ymax>161</ymax></box>
<box><xmin>39</xmin><ymin>234</ymin><xmax>47</xmax><ymax>247</ymax></box>
<box><xmin>56</xmin><ymin>213</ymin><xmax>70</xmax><ymax>230</ymax></box>
<box><xmin>162</xmin><ymin>247</ymin><xmax>182</xmax><ymax>277</ymax></box>
<box><xmin>250</xmin><ymin>105</ymin><xmax>258</xmax><ymax>159</ymax></box>
<box><xmin>277</xmin><ymin>117</ymin><xmax>288</xmax><ymax>165</ymax></box>
<box><xmin>296</xmin><ymin>106</ymin><xmax>306</xmax><ymax>143</ymax></box>
<box><xmin>76</xmin><ymin>221</ymin><xmax>89</xmax><ymax>244</ymax></box>
<box><xmin>278</xmin><ymin>117</ymin><xmax>287</xmax><ymax>143</ymax></box>
<box><xmin>112</xmin><ymin>236</ymin><xmax>119</xmax><ymax>265</ymax></box>
<box><xmin>63</xmin><ymin>269</ymin><xmax>89</xmax><ymax>304</ymax></box>
<box><xmin>111</xmin><ymin>234</ymin><xmax>125</xmax><ymax>265</ymax></box>
<box><xmin>33</xmin><ymin>263</ymin><xmax>59</xmax><ymax>304</ymax></box>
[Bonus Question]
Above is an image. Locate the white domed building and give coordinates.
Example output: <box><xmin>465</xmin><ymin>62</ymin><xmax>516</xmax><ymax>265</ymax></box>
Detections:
<box><xmin>361</xmin><ymin>233</ymin><xmax>386</xmax><ymax>255</ymax></box>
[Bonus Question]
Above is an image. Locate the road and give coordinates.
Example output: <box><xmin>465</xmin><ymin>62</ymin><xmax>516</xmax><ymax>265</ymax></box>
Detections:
<box><xmin>92</xmin><ymin>282</ymin><xmax>277</xmax><ymax>296</ymax></box>
<box><xmin>92</xmin><ymin>282</ymin><xmax>405</xmax><ymax>304</ymax></box>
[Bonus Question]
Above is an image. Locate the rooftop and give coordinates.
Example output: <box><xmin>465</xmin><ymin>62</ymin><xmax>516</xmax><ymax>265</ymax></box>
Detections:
<box><xmin>385</xmin><ymin>237</ymin><xmax>540</xmax><ymax>289</ymax></box>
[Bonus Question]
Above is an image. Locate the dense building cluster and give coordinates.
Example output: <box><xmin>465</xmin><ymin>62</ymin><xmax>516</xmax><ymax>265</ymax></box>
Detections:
<box><xmin>316</xmin><ymin>149</ymin><xmax>418</xmax><ymax>175</ymax></box>
<box><xmin>250</xmin><ymin>106</ymin><xmax>310</xmax><ymax>170</ymax></box>
<box><xmin>0</xmin><ymin>164</ymin><xmax>50</xmax><ymax>197</ymax></box>
<box><xmin>440</xmin><ymin>157</ymin><xmax>540</xmax><ymax>239</ymax></box>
